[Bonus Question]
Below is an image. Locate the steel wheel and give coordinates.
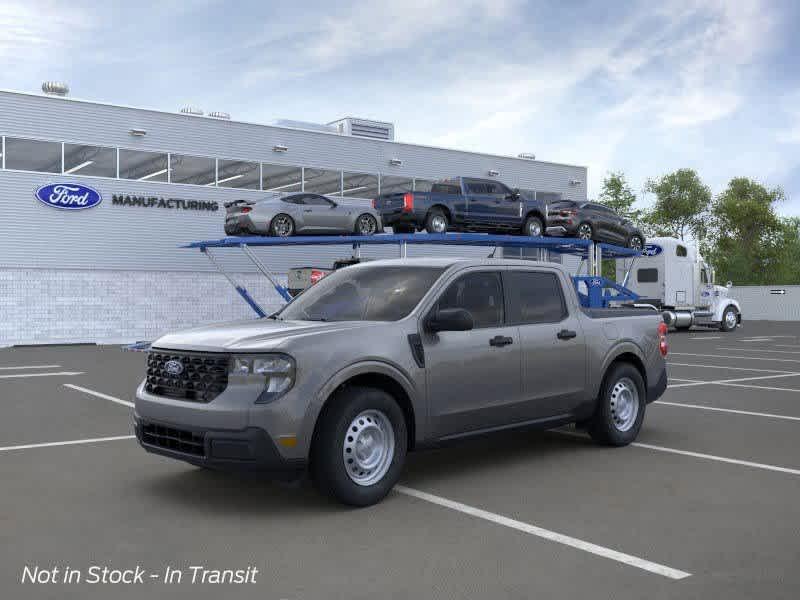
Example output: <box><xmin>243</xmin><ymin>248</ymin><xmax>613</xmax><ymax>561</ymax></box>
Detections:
<box><xmin>271</xmin><ymin>214</ymin><xmax>294</xmax><ymax>237</ymax></box>
<box><xmin>610</xmin><ymin>377</ymin><xmax>639</xmax><ymax>432</ymax></box>
<box><xmin>356</xmin><ymin>214</ymin><xmax>378</xmax><ymax>235</ymax></box>
<box><xmin>525</xmin><ymin>217</ymin><xmax>543</xmax><ymax>237</ymax></box>
<box><xmin>577</xmin><ymin>223</ymin><xmax>593</xmax><ymax>240</ymax></box>
<box><xmin>628</xmin><ymin>235</ymin><xmax>643</xmax><ymax>250</ymax></box>
<box><xmin>342</xmin><ymin>409</ymin><xmax>396</xmax><ymax>486</ymax></box>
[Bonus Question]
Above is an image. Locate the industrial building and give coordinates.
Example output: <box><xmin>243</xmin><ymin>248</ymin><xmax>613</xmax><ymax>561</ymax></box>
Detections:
<box><xmin>0</xmin><ymin>84</ymin><xmax>589</xmax><ymax>345</ymax></box>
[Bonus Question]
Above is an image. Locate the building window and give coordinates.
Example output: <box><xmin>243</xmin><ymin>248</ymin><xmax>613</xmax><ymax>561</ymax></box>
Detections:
<box><xmin>342</xmin><ymin>171</ymin><xmax>379</xmax><ymax>198</ymax></box>
<box><xmin>4</xmin><ymin>137</ymin><xmax>61</xmax><ymax>173</ymax></box>
<box><xmin>217</xmin><ymin>159</ymin><xmax>260</xmax><ymax>189</ymax></box>
<box><xmin>170</xmin><ymin>154</ymin><xmax>216</xmax><ymax>186</ymax></box>
<box><xmin>63</xmin><ymin>143</ymin><xmax>117</xmax><ymax>177</ymax></box>
<box><xmin>119</xmin><ymin>149</ymin><xmax>168</xmax><ymax>182</ymax></box>
<box><xmin>380</xmin><ymin>176</ymin><xmax>413</xmax><ymax>195</ymax></box>
<box><xmin>304</xmin><ymin>167</ymin><xmax>342</xmax><ymax>195</ymax></box>
<box><xmin>262</xmin><ymin>163</ymin><xmax>302</xmax><ymax>192</ymax></box>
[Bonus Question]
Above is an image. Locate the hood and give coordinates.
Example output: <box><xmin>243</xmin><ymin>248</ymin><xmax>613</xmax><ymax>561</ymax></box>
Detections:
<box><xmin>152</xmin><ymin>318</ymin><xmax>377</xmax><ymax>352</ymax></box>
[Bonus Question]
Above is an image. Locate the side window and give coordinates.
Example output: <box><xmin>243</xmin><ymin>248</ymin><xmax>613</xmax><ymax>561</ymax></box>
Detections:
<box><xmin>283</xmin><ymin>195</ymin><xmax>304</xmax><ymax>205</ymax></box>
<box><xmin>466</xmin><ymin>182</ymin><xmax>487</xmax><ymax>194</ymax></box>
<box><xmin>637</xmin><ymin>268</ymin><xmax>659</xmax><ymax>283</ymax></box>
<box><xmin>506</xmin><ymin>271</ymin><xmax>567</xmax><ymax>325</ymax></box>
<box><xmin>676</xmin><ymin>245</ymin><xmax>688</xmax><ymax>257</ymax></box>
<box><xmin>701</xmin><ymin>269</ymin><xmax>708</xmax><ymax>284</ymax></box>
<box><xmin>437</xmin><ymin>272</ymin><xmax>504</xmax><ymax>329</ymax></box>
<box><xmin>305</xmin><ymin>195</ymin><xmax>334</xmax><ymax>206</ymax></box>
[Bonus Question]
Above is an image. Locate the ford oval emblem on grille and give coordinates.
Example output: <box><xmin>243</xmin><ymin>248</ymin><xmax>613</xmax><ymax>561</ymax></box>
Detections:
<box><xmin>164</xmin><ymin>359</ymin><xmax>184</xmax><ymax>376</ymax></box>
<box><xmin>35</xmin><ymin>183</ymin><xmax>103</xmax><ymax>210</ymax></box>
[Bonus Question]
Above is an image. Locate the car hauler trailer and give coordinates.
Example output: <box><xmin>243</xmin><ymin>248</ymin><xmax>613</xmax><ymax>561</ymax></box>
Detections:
<box><xmin>616</xmin><ymin>236</ymin><xmax>742</xmax><ymax>332</ymax></box>
<box><xmin>183</xmin><ymin>233</ymin><xmax>643</xmax><ymax>315</ymax></box>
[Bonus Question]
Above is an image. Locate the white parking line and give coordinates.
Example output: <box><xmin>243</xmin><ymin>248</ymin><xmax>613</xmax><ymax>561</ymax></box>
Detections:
<box><xmin>668</xmin><ymin>362</ymin><xmax>795</xmax><ymax>374</ymax></box>
<box><xmin>670</xmin><ymin>352</ymin><xmax>800</xmax><ymax>363</ymax></box>
<box><xmin>717</xmin><ymin>382</ymin><xmax>800</xmax><ymax>393</ymax></box>
<box><xmin>655</xmin><ymin>401</ymin><xmax>800</xmax><ymax>422</ymax></box>
<box><xmin>668</xmin><ymin>372</ymin><xmax>800</xmax><ymax>389</ymax></box>
<box><xmin>689</xmin><ymin>336</ymin><xmax>721</xmax><ymax>340</ymax></box>
<box><xmin>395</xmin><ymin>485</ymin><xmax>691</xmax><ymax>580</ymax></box>
<box><xmin>0</xmin><ymin>371</ymin><xmax>84</xmax><ymax>379</ymax></box>
<box><xmin>64</xmin><ymin>384</ymin><xmax>134</xmax><ymax>408</ymax></box>
<box><xmin>739</xmin><ymin>338</ymin><xmax>774</xmax><ymax>342</ymax></box>
<box><xmin>774</xmin><ymin>344</ymin><xmax>800</xmax><ymax>349</ymax></box>
<box><xmin>717</xmin><ymin>347</ymin><xmax>800</xmax><ymax>355</ymax></box>
<box><xmin>0</xmin><ymin>435</ymin><xmax>135</xmax><ymax>453</ymax></box>
<box><xmin>0</xmin><ymin>364</ymin><xmax>61</xmax><ymax>370</ymax></box>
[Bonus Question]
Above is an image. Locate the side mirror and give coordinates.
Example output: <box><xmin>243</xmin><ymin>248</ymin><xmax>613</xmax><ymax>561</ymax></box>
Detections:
<box><xmin>508</xmin><ymin>188</ymin><xmax>521</xmax><ymax>200</ymax></box>
<box><xmin>726</xmin><ymin>281</ymin><xmax>733</xmax><ymax>289</ymax></box>
<box><xmin>426</xmin><ymin>308</ymin><xmax>474</xmax><ymax>333</ymax></box>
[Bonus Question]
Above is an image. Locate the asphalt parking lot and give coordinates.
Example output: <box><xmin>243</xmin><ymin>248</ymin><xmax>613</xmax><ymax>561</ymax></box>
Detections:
<box><xmin>2</xmin><ymin>321</ymin><xmax>800</xmax><ymax>599</ymax></box>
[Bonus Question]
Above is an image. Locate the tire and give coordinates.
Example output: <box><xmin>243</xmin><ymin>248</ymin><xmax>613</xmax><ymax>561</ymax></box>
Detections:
<box><xmin>628</xmin><ymin>234</ymin><xmax>644</xmax><ymax>251</ymax></box>
<box><xmin>393</xmin><ymin>224</ymin><xmax>415</xmax><ymax>234</ymax></box>
<box><xmin>587</xmin><ymin>363</ymin><xmax>646</xmax><ymax>446</ymax></box>
<box><xmin>270</xmin><ymin>214</ymin><xmax>295</xmax><ymax>237</ymax></box>
<box><xmin>311</xmin><ymin>386</ymin><xmax>408</xmax><ymax>507</ymax></box>
<box><xmin>355</xmin><ymin>213</ymin><xmax>379</xmax><ymax>236</ymax></box>
<box><xmin>425</xmin><ymin>209</ymin><xmax>449</xmax><ymax>234</ymax></box>
<box><xmin>522</xmin><ymin>215</ymin><xmax>544</xmax><ymax>237</ymax></box>
<box><xmin>576</xmin><ymin>222</ymin><xmax>594</xmax><ymax>240</ymax></box>
<box><xmin>720</xmin><ymin>306</ymin><xmax>739</xmax><ymax>332</ymax></box>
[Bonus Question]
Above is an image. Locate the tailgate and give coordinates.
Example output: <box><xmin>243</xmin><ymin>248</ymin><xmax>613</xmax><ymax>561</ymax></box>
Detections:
<box><xmin>374</xmin><ymin>192</ymin><xmax>409</xmax><ymax>212</ymax></box>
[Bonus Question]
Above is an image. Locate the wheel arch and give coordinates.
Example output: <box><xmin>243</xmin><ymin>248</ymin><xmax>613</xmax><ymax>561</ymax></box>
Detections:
<box><xmin>594</xmin><ymin>344</ymin><xmax>647</xmax><ymax>400</ymax></box>
<box><xmin>427</xmin><ymin>204</ymin><xmax>452</xmax><ymax>222</ymax></box>
<box><xmin>268</xmin><ymin>212</ymin><xmax>296</xmax><ymax>235</ymax></box>
<box><xmin>713</xmin><ymin>298</ymin><xmax>741</xmax><ymax>323</ymax></box>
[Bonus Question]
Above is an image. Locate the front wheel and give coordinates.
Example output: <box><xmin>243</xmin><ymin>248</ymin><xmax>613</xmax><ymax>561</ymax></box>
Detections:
<box><xmin>355</xmin><ymin>213</ymin><xmax>379</xmax><ymax>235</ymax></box>
<box><xmin>311</xmin><ymin>386</ymin><xmax>407</xmax><ymax>506</ymax></box>
<box><xmin>587</xmin><ymin>363</ymin><xmax>646</xmax><ymax>446</ymax></box>
<box><xmin>523</xmin><ymin>215</ymin><xmax>544</xmax><ymax>237</ymax></box>
<box><xmin>720</xmin><ymin>306</ymin><xmax>739</xmax><ymax>332</ymax></box>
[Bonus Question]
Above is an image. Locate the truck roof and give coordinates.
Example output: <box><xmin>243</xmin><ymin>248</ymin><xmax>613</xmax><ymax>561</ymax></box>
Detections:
<box><xmin>346</xmin><ymin>256</ymin><xmax>571</xmax><ymax>273</ymax></box>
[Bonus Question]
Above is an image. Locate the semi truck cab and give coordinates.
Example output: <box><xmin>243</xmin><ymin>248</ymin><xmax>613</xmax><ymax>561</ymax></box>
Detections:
<box><xmin>618</xmin><ymin>236</ymin><xmax>742</xmax><ymax>332</ymax></box>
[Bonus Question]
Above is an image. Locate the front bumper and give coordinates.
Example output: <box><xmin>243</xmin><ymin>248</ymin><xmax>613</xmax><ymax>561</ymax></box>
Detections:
<box><xmin>134</xmin><ymin>416</ymin><xmax>306</xmax><ymax>478</ymax></box>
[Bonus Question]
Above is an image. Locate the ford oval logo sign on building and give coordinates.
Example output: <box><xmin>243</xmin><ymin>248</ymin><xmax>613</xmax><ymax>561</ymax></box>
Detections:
<box><xmin>35</xmin><ymin>183</ymin><xmax>103</xmax><ymax>210</ymax></box>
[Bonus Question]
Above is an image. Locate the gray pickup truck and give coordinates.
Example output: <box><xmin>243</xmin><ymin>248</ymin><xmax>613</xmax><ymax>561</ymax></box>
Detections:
<box><xmin>134</xmin><ymin>258</ymin><xmax>668</xmax><ymax>506</ymax></box>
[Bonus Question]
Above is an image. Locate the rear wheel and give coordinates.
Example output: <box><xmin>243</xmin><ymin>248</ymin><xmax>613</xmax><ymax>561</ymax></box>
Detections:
<box><xmin>355</xmin><ymin>213</ymin><xmax>378</xmax><ymax>235</ymax></box>
<box><xmin>628</xmin><ymin>234</ymin><xmax>644</xmax><ymax>250</ymax></box>
<box><xmin>270</xmin><ymin>214</ymin><xmax>295</xmax><ymax>237</ymax></box>
<box><xmin>425</xmin><ymin>209</ymin><xmax>449</xmax><ymax>234</ymax></box>
<box><xmin>311</xmin><ymin>386</ymin><xmax>408</xmax><ymax>506</ymax></box>
<box><xmin>587</xmin><ymin>363</ymin><xmax>645</xmax><ymax>446</ymax></box>
<box><xmin>576</xmin><ymin>222</ymin><xmax>593</xmax><ymax>240</ymax></box>
<box><xmin>720</xmin><ymin>306</ymin><xmax>739</xmax><ymax>332</ymax></box>
<box><xmin>523</xmin><ymin>215</ymin><xmax>544</xmax><ymax>237</ymax></box>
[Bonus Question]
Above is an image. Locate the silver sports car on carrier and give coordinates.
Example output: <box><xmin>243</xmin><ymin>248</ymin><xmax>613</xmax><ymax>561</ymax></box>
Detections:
<box><xmin>224</xmin><ymin>193</ymin><xmax>383</xmax><ymax>237</ymax></box>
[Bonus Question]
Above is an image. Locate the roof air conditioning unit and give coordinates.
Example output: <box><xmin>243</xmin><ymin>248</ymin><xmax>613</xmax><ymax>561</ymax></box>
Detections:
<box><xmin>180</xmin><ymin>106</ymin><xmax>204</xmax><ymax>116</ymax></box>
<box><xmin>42</xmin><ymin>81</ymin><xmax>69</xmax><ymax>96</ymax></box>
<box><xmin>328</xmin><ymin>117</ymin><xmax>395</xmax><ymax>141</ymax></box>
<box><xmin>209</xmin><ymin>111</ymin><xmax>231</xmax><ymax>120</ymax></box>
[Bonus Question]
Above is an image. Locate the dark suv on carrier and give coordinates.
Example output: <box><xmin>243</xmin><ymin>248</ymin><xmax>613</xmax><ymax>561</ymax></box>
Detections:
<box><xmin>546</xmin><ymin>201</ymin><xmax>645</xmax><ymax>249</ymax></box>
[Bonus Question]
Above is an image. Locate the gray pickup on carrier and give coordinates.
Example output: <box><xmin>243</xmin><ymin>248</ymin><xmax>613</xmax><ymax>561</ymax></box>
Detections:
<box><xmin>134</xmin><ymin>258</ymin><xmax>668</xmax><ymax>506</ymax></box>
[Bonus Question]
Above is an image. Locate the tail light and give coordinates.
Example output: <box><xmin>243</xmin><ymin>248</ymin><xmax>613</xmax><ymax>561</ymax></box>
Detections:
<box><xmin>658</xmin><ymin>322</ymin><xmax>668</xmax><ymax>356</ymax></box>
<box><xmin>560</xmin><ymin>209</ymin><xmax>578</xmax><ymax>217</ymax></box>
<box><xmin>372</xmin><ymin>199</ymin><xmax>377</xmax><ymax>209</ymax></box>
<box><xmin>402</xmin><ymin>193</ymin><xmax>414</xmax><ymax>213</ymax></box>
<box><xmin>241</xmin><ymin>207</ymin><xmax>252</xmax><ymax>214</ymax></box>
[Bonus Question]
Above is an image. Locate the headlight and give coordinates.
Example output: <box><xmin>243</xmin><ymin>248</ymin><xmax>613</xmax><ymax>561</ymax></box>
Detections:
<box><xmin>230</xmin><ymin>354</ymin><xmax>295</xmax><ymax>403</ymax></box>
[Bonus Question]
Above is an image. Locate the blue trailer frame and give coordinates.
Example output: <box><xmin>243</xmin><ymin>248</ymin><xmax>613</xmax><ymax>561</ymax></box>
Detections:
<box><xmin>183</xmin><ymin>233</ymin><xmax>640</xmax><ymax>315</ymax></box>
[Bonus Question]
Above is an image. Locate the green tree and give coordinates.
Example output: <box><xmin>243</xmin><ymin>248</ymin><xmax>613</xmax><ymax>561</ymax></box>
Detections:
<box><xmin>642</xmin><ymin>169</ymin><xmax>711</xmax><ymax>240</ymax></box>
<box><xmin>598</xmin><ymin>171</ymin><xmax>640</xmax><ymax>220</ymax></box>
<box><xmin>706</xmin><ymin>178</ymin><xmax>786</xmax><ymax>285</ymax></box>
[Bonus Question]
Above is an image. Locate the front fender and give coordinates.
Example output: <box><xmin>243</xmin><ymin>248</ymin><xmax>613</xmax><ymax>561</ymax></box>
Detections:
<box><xmin>299</xmin><ymin>360</ymin><xmax>424</xmax><ymax>449</ymax></box>
<box><xmin>713</xmin><ymin>298</ymin><xmax>741</xmax><ymax>322</ymax></box>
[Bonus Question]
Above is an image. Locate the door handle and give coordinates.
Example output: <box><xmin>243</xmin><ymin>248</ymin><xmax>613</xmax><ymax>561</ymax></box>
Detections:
<box><xmin>489</xmin><ymin>335</ymin><xmax>513</xmax><ymax>347</ymax></box>
<box><xmin>303</xmin><ymin>209</ymin><xmax>313</xmax><ymax>213</ymax></box>
<box><xmin>557</xmin><ymin>329</ymin><xmax>577</xmax><ymax>340</ymax></box>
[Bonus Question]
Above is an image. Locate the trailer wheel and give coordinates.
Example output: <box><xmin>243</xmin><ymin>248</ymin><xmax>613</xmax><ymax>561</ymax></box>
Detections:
<box><xmin>587</xmin><ymin>362</ymin><xmax>646</xmax><ymax>446</ymax></box>
<box><xmin>720</xmin><ymin>306</ymin><xmax>739</xmax><ymax>332</ymax></box>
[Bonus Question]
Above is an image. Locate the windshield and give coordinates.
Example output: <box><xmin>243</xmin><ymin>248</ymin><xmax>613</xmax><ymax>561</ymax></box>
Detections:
<box><xmin>277</xmin><ymin>265</ymin><xmax>446</xmax><ymax>322</ymax></box>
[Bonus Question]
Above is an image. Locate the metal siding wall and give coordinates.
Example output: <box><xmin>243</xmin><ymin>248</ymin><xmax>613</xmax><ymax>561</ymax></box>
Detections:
<box><xmin>728</xmin><ymin>286</ymin><xmax>800</xmax><ymax>321</ymax></box>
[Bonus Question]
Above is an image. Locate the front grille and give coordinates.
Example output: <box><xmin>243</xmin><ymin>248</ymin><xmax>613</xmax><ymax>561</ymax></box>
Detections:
<box><xmin>145</xmin><ymin>351</ymin><xmax>229</xmax><ymax>403</ymax></box>
<box><xmin>141</xmin><ymin>423</ymin><xmax>205</xmax><ymax>456</ymax></box>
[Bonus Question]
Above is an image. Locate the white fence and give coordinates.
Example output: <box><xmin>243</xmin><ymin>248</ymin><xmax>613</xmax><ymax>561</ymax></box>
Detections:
<box><xmin>728</xmin><ymin>285</ymin><xmax>800</xmax><ymax>321</ymax></box>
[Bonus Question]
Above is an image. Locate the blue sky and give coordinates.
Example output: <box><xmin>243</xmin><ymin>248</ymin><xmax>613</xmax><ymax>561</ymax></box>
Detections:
<box><xmin>3</xmin><ymin>0</ymin><xmax>799</xmax><ymax>213</ymax></box>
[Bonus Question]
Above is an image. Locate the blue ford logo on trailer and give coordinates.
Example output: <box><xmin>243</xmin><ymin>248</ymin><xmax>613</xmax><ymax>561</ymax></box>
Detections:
<box><xmin>642</xmin><ymin>244</ymin><xmax>663</xmax><ymax>257</ymax></box>
<box><xmin>35</xmin><ymin>183</ymin><xmax>103</xmax><ymax>210</ymax></box>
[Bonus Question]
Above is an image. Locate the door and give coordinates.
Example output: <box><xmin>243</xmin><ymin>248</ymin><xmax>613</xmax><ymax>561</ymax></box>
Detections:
<box><xmin>463</xmin><ymin>180</ymin><xmax>494</xmax><ymax>227</ymax></box>
<box><xmin>504</xmin><ymin>270</ymin><xmax>587</xmax><ymax>417</ymax></box>
<box><xmin>300</xmin><ymin>194</ymin><xmax>345</xmax><ymax>232</ymax></box>
<box><xmin>484</xmin><ymin>181</ymin><xmax>521</xmax><ymax>228</ymax></box>
<box><xmin>696</xmin><ymin>262</ymin><xmax>714</xmax><ymax>307</ymax></box>
<box><xmin>586</xmin><ymin>204</ymin><xmax>621</xmax><ymax>243</ymax></box>
<box><xmin>423</xmin><ymin>270</ymin><xmax>522</xmax><ymax>437</ymax></box>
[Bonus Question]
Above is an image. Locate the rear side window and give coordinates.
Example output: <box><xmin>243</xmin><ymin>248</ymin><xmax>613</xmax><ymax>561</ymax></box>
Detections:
<box><xmin>637</xmin><ymin>268</ymin><xmax>659</xmax><ymax>283</ymax></box>
<box><xmin>505</xmin><ymin>271</ymin><xmax>567</xmax><ymax>325</ymax></box>
<box><xmin>676</xmin><ymin>245</ymin><xmax>688</xmax><ymax>257</ymax></box>
<box><xmin>437</xmin><ymin>272</ymin><xmax>504</xmax><ymax>329</ymax></box>
<box><xmin>466</xmin><ymin>182</ymin><xmax>488</xmax><ymax>194</ymax></box>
